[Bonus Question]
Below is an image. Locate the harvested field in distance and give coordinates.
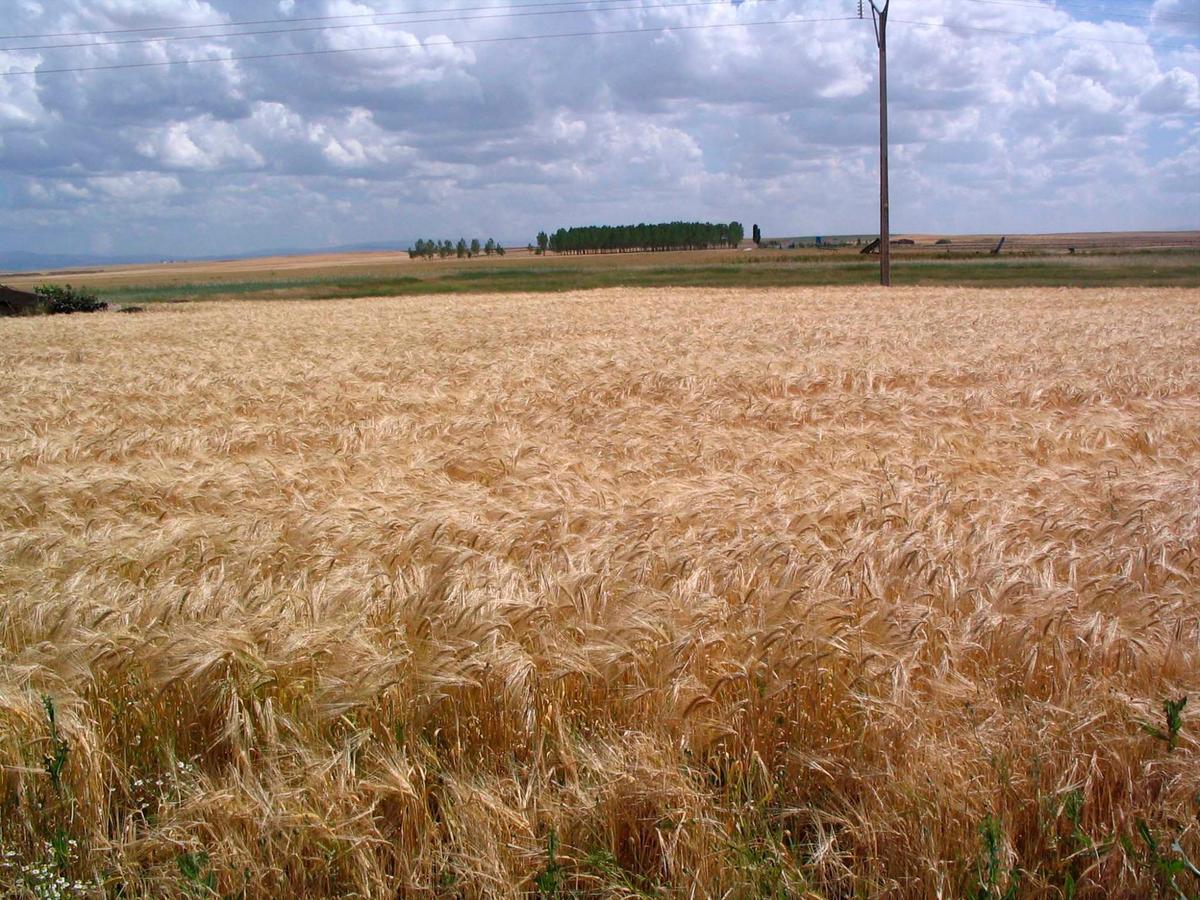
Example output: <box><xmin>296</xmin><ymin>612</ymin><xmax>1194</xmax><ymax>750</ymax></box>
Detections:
<box><xmin>1</xmin><ymin>287</ymin><xmax>1198</xmax><ymax>897</ymax></box>
<box><xmin>5</xmin><ymin>232</ymin><xmax>1198</xmax><ymax>305</ymax></box>
<box><xmin>7</xmin><ymin>251</ymin><xmax>1198</xmax><ymax>308</ymax></box>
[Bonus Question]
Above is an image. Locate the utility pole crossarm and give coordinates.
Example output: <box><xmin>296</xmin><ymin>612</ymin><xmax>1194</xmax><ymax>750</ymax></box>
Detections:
<box><xmin>868</xmin><ymin>0</ymin><xmax>887</xmax><ymax>45</ymax></box>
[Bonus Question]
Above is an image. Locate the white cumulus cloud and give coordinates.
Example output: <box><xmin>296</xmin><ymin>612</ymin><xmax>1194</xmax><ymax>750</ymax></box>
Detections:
<box><xmin>0</xmin><ymin>0</ymin><xmax>1195</xmax><ymax>257</ymax></box>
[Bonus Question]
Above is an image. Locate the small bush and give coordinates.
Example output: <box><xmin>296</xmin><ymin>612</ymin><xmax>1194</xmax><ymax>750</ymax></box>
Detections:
<box><xmin>34</xmin><ymin>284</ymin><xmax>108</xmax><ymax>315</ymax></box>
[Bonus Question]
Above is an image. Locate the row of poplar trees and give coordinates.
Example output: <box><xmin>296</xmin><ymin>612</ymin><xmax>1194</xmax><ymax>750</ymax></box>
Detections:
<box><xmin>409</xmin><ymin>238</ymin><xmax>505</xmax><ymax>259</ymax></box>
<box><xmin>535</xmin><ymin>221</ymin><xmax>745</xmax><ymax>255</ymax></box>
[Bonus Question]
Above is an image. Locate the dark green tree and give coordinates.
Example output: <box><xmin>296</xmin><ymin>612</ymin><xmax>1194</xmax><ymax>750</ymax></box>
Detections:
<box><xmin>752</xmin><ymin>223</ymin><xmax>761</xmax><ymax>245</ymax></box>
<box><xmin>470</xmin><ymin>238</ymin><xmax>481</xmax><ymax>257</ymax></box>
<box><xmin>531</xmin><ymin>221</ymin><xmax>744</xmax><ymax>255</ymax></box>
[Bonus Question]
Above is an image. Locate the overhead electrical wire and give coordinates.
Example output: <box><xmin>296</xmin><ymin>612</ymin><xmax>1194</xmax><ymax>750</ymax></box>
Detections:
<box><xmin>0</xmin><ymin>3</ymin><xmax>616</xmax><ymax>41</ymax></box>
<box><xmin>0</xmin><ymin>0</ymin><xmax>716</xmax><ymax>48</ymax></box>
<box><xmin>7</xmin><ymin>0</ymin><xmax>1189</xmax><ymax>55</ymax></box>
<box><xmin>1</xmin><ymin>0</ymin><xmax>792</xmax><ymax>53</ymax></box>
<box><xmin>955</xmin><ymin>0</ymin><xmax>1200</xmax><ymax>23</ymax></box>
<box><xmin>1071</xmin><ymin>0</ymin><xmax>1196</xmax><ymax>10</ymax></box>
<box><xmin>956</xmin><ymin>0</ymin><xmax>1196</xmax><ymax>24</ymax></box>
<box><xmin>891</xmin><ymin>14</ymin><xmax>1194</xmax><ymax>45</ymax></box>
<box><xmin>2</xmin><ymin>0</ymin><xmax>1193</xmax><ymax>43</ymax></box>
<box><xmin>0</xmin><ymin>2</ymin><xmax>1193</xmax><ymax>78</ymax></box>
<box><xmin>0</xmin><ymin>14</ymin><xmax>860</xmax><ymax>78</ymax></box>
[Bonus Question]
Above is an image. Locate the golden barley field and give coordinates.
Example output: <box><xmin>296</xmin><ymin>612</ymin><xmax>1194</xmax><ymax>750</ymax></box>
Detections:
<box><xmin>1</xmin><ymin>287</ymin><xmax>1198</xmax><ymax>898</ymax></box>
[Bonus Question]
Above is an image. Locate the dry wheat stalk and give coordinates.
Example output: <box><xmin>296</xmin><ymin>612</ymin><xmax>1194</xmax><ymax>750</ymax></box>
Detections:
<box><xmin>1</xmin><ymin>287</ymin><xmax>1197</xmax><ymax>897</ymax></box>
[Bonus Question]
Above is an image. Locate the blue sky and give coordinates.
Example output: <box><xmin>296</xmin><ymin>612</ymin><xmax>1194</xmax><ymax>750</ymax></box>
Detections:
<box><xmin>0</xmin><ymin>0</ymin><xmax>1196</xmax><ymax>258</ymax></box>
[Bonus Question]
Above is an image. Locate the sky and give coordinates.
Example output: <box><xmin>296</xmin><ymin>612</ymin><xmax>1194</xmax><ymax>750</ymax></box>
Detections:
<box><xmin>0</xmin><ymin>0</ymin><xmax>1197</xmax><ymax>259</ymax></box>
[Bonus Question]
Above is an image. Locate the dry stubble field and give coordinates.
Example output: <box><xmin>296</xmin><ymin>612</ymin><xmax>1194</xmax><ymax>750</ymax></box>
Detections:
<box><xmin>1</xmin><ymin>287</ymin><xmax>1198</xmax><ymax>898</ymax></box>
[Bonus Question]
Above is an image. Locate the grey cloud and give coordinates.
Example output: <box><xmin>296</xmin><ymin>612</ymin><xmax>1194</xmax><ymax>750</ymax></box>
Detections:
<box><xmin>1140</xmin><ymin>67</ymin><xmax>1200</xmax><ymax>113</ymax></box>
<box><xmin>0</xmin><ymin>0</ymin><xmax>1196</xmax><ymax>257</ymax></box>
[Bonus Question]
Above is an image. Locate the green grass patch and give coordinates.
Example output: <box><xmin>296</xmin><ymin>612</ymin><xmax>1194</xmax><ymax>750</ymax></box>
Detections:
<box><xmin>93</xmin><ymin>253</ymin><xmax>1200</xmax><ymax>305</ymax></box>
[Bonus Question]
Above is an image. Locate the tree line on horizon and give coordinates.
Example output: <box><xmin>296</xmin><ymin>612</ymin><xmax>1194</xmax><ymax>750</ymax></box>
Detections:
<box><xmin>533</xmin><ymin>221</ymin><xmax>745</xmax><ymax>255</ymax></box>
<box><xmin>409</xmin><ymin>238</ymin><xmax>505</xmax><ymax>259</ymax></box>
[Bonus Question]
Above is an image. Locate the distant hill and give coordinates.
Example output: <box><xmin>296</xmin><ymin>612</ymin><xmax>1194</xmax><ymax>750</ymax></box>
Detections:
<box><xmin>0</xmin><ymin>238</ymin><xmax>555</xmax><ymax>276</ymax></box>
<box><xmin>0</xmin><ymin>250</ymin><xmax>160</xmax><ymax>275</ymax></box>
<box><xmin>0</xmin><ymin>241</ymin><xmax>423</xmax><ymax>276</ymax></box>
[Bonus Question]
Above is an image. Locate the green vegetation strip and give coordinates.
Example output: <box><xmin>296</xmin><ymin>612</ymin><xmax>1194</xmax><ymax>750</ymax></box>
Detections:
<box><xmin>94</xmin><ymin>254</ymin><xmax>1200</xmax><ymax>304</ymax></box>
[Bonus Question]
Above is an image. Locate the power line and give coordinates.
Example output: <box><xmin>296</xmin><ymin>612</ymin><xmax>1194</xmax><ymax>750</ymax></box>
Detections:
<box><xmin>0</xmin><ymin>15</ymin><xmax>860</xmax><ymax>78</ymax></box>
<box><xmin>959</xmin><ymin>0</ymin><xmax>1197</xmax><ymax>25</ymax></box>
<box><xmin>1062</xmin><ymin>0</ymin><xmax>1195</xmax><ymax>15</ymax></box>
<box><xmin>2</xmin><ymin>0</ymin><xmax>790</xmax><ymax>53</ymax></box>
<box><xmin>0</xmin><ymin>2</ymin><xmax>612</xmax><ymax>41</ymax></box>
<box><xmin>5</xmin><ymin>0</ymin><xmax>1193</xmax><ymax>56</ymax></box>
<box><xmin>0</xmin><ymin>0</ymin><xmax>725</xmax><ymax>50</ymax></box>
<box><xmin>892</xmin><ymin>15</ymin><xmax>1197</xmax><ymax>45</ymax></box>
<box><xmin>1065</xmin><ymin>0</ymin><xmax>1197</xmax><ymax>10</ymax></box>
<box><xmin>3</xmin><ymin>0</ymin><xmax>1191</xmax><ymax>44</ymax></box>
<box><xmin>1</xmin><ymin>6</ymin><xmax>1192</xmax><ymax>78</ymax></box>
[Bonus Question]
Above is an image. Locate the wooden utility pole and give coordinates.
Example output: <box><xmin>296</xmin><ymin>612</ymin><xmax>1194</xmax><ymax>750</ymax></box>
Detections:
<box><xmin>868</xmin><ymin>0</ymin><xmax>890</xmax><ymax>286</ymax></box>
